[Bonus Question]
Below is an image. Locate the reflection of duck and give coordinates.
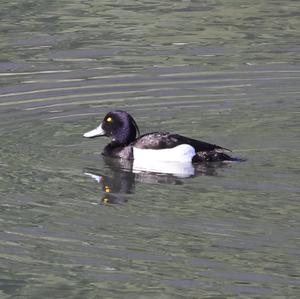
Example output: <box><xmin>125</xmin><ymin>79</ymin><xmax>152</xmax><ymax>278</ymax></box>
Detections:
<box><xmin>85</xmin><ymin>171</ymin><xmax>129</xmax><ymax>204</ymax></box>
<box><xmin>83</xmin><ymin>110</ymin><xmax>236</xmax><ymax>163</ymax></box>
<box><xmin>85</xmin><ymin>161</ymin><xmax>135</xmax><ymax>204</ymax></box>
<box><xmin>85</xmin><ymin>156</ymin><xmax>230</xmax><ymax>204</ymax></box>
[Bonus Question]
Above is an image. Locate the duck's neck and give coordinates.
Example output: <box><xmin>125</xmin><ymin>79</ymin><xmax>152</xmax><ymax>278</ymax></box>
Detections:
<box><xmin>113</xmin><ymin>123</ymin><xmax>137</xmax><ymax>146</ymax></box>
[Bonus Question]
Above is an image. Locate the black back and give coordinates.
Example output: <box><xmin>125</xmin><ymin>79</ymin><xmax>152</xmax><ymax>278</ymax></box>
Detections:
<box><xmin>131</xmin><ymin>132</ymin><xmax>228</xmax><ymax>152</ymax></box>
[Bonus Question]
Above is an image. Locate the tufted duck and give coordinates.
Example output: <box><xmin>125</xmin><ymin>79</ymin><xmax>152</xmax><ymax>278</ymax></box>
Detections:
<box><xmin>83</xmin><ymin>110</ymin><xmax>234</xmax><ymax>163</ymax></box>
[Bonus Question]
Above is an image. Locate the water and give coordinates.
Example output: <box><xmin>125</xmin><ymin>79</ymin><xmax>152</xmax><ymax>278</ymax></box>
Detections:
<box><xmin>1</xmin><ymin>0</ymin><xmax>300</xmax><ymax>298</ymax></box>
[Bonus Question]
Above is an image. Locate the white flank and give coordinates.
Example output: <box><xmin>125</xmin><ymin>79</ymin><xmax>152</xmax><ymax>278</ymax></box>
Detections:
<box><xmin>133</xmin><ymin>144</ymin><xmax>195</xmax><ymax>162</ymax></box>
<box><xmin>132</xmin><ymin>144</ymin><xmax>196</xmax><ymax>177</ymax></box>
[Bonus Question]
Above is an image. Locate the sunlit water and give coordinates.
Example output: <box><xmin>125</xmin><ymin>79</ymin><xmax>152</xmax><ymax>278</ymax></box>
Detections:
<box><xmin>0</xmin><ymin>1</ymin><xmax>300</xmax><ymax>298</ymax></box>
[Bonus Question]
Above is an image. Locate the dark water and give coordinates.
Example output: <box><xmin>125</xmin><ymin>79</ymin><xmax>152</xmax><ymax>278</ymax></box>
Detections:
<box><xmin>1</xmin><ymin>1</ymin><xmax>300</xmax><ymax>298</ymax></box>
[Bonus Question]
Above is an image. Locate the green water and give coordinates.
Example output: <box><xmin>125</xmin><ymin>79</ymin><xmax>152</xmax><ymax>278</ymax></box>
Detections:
<box><xmin>0</xmin><ymin>0</ymin><xmax>300</xmax><ymax>298</ymax></box>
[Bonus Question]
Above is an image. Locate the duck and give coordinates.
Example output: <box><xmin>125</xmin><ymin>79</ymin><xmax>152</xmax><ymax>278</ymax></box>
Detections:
<box><xmin>83</xmin><ymin>110</ymin><xmax>234</xmax><ymax>163</ymax></box>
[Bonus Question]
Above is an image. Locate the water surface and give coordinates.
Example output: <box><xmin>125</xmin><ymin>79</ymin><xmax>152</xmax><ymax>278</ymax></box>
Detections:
<box><xmin>0</xmin><ymin>0</ymin><xmax>300</xmax><ymax>298</ymax></box>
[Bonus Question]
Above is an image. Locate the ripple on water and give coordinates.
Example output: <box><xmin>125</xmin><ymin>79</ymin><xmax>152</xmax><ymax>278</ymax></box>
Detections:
<box><xmin>1</xmin><ymin>45</ymin><xmax>300</xmax><ymax>299</ymax></box>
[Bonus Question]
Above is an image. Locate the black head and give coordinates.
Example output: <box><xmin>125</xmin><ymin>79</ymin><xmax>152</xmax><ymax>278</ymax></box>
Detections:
<box><xmin>83</xmin><ymin>110</ymin><xmax>140</xmax><ymax>145</ymax></box>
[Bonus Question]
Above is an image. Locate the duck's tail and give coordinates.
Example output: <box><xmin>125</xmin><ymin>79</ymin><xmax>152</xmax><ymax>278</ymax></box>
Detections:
<box><xmin>214</xmin><ymin>144</ymin><xmax>232</xmax><ymax>152</ymax></box>
<box><xmin>192</xmin><ymin>151</ymin><xmax>244</xmax><ymax>163</ymax></box>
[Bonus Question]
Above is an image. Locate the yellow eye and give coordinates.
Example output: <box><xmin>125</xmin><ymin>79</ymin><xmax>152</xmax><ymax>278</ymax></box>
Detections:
<box><xmin>104</xmin><ymin>186</ymin><xmax>111</xmax><ymax>193</ymax></box>
<box><xmin>106</xmin><ymin>117</ymin><xmax>112</xmax><ymax>123</ymax></box>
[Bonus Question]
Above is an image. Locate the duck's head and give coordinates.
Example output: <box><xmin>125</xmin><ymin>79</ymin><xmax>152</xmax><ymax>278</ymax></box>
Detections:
<box><xmin>83</xmin><ymin>110</ymin><xmax>140</xmax><ymax>145</ymax></box>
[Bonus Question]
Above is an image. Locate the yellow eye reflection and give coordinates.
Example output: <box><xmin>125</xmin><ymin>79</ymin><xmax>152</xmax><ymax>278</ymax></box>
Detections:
<box><xmin>106</xmin><ymin>117</ymin><xmax>113</xmax><ymax>123</ymax></box>
<box><xmin>104</xmin><ymin>186</ymin><xmax>111</xmax><ymax>193</ymax></box>
<box><xmin>102</xmin><ymin>197</ymin><xmax>109</xmax><ymax>204</ymax></box>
